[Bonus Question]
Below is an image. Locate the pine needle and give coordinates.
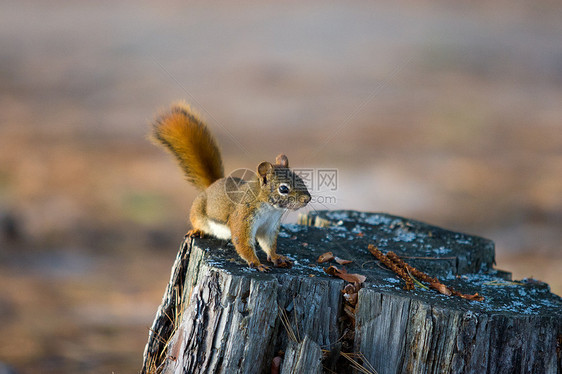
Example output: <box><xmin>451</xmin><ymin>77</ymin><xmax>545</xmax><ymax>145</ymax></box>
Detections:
<box><xmin>406</xmin><ymin>267</ymin><xmax>429</xmax><ymax>290</ymax></box>
<box><xmin>340</xmin><ymin>352</ymin><xmax>378</xmax><ymax>374</ymax></box>
<box><xmin>278</xmin><ymin>305</ymin><xmax>298</xmax><ymax>343</ymax></box>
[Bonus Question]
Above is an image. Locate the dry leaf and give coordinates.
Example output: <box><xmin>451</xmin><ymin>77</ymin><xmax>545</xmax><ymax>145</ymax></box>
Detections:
<box><xmin>342</xmin><ymin>273</ymin><xmax>367</xmax><ymax>284</ymax></box>
<box><xmin>343</xmin><ymin>283</ymin><xmax>360</xmax><ymax>294</ymax></box>
<box><xmin>324</xmin><ymin>265</ymin><xmax>339</xmax><ymax>277</ymax></box>
<box><xmin>459</xmin><ymin>293</ymin><xmax>484</xmax><ymax>301</ymax></box>
<box><xmin>317</xmin><ymin>252</ymin><xmax>334</xmax><ymax>263</ymax></box>
<box><xmin>324</xmin><ymin>266</ymin><xmax>367</xmax><ymax>284</ymax></box>
<box><xmin>342</xmin><ymin>281</ymin><xmax>360</xmax><ymax>306</ymax></box>
<box><xmin>430</xmin><ymin>282</ymin><xmax>452</xmax><ymax>296</ymax></box>
<box><xmin>335</xmin><ymin>257</ymin><xmax>353</xmax><ymax>265</ymax></box>
<box><xmin>343</xmin><ymin>304</ymin><xmax>356</xmax><ymax>318</ymax></box>
<box><xmin>343</xmin><ymin>292</ymin><xmax>358</xmax><ymax>306</ymax></box>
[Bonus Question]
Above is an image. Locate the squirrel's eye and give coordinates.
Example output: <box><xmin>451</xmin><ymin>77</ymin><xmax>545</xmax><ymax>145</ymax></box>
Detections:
<box><xmin>278</xmin><ymin>185</ymin><xmax>290</xmax><ymax>195</ymax></box>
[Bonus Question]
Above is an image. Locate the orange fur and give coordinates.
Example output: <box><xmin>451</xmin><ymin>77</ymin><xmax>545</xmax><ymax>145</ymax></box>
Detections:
<box><xmin>152</xmin><ymin>102</ymin><xmax>224</xmax><ymax>190</ymax></box>
<box><xmin>151</xmin><ymin>101</ymin><xmax>311</xmax><ymax>271</ymax></box>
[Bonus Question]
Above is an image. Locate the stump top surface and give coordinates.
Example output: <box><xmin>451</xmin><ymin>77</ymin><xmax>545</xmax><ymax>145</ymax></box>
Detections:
<box><xmin>192</xmin><ymin>210</ymin><xmax>561</xmax><ymax>317</ymax></box>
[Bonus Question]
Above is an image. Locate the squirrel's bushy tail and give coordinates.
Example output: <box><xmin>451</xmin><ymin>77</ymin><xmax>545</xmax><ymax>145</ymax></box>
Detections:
<box><xmin>152</xmin><ymin>102</ymin><xmax>224</xmax><ymax>190</ymax></box>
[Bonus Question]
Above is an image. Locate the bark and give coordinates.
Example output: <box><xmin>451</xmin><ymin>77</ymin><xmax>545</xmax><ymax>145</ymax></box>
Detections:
<box><xmin>281</xmin><ymin>335</ymin><xmax>322</xmax><ymax>374</ymax></box>
<box><xmin>142</xmin><ymin>210</ymin><xmax>562</xmax><ymax>374</ymax></box>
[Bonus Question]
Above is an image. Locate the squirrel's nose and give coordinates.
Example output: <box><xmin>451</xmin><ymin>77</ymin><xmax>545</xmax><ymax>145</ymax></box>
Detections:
<box><xmin>301</xmin><ymin>193</ymin><xmax>311</xmax><ymax>204</ymax></box>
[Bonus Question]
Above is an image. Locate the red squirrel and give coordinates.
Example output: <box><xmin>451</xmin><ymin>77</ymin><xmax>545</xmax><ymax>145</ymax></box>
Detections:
<box><xmin>152</xmin><ymin>102</ymin><xmax>311</xmax><ymax>271</ymax></box>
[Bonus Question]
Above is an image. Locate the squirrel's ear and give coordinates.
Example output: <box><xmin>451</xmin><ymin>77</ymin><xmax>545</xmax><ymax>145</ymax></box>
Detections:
<box><xmin>275</xmin><ymin>154</ymin><xmax>289</xmax><ymax>168</ymax></box>
<box><xmin>257</xmin><ymin>161</ymin><xmax>273</xmax><ymax>179</ymax></box>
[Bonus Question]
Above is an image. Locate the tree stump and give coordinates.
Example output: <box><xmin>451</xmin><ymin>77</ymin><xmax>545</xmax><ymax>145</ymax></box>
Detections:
<box><xmin>141</xmin><ymin>210</ymin><xmax>562</xmax><ymax>374</ymax></box>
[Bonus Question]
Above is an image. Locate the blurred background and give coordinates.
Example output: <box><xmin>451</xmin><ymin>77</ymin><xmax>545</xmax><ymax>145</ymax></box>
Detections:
<box><xmin>1</xmin><ymin>1</ymin><xmax>561</xmax><ymax>373</ymax></box>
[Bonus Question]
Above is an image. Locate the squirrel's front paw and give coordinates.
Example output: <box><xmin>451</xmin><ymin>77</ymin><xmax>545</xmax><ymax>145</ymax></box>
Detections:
<box><xmin>268</xmin><ymin>255</ymin><xmax>293</xmax><ymax>268</ymax></box>
<box><xmin>249</xmin><ymin>262</ymin><xmax>270</xmax><ymax>272</ymax></box>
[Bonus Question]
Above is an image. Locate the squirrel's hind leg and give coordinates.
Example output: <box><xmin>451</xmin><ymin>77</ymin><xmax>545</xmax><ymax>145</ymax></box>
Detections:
<box><xmin>189</xmin><ymin>192</ymin><xmax>232</xmax><ymax>240</ymax></box>
<box><xmin>188</xmin><ymin>193</ymin><xmax>211</xmax><ymax>238</ymax></box>
<box><xmin>186</xmin><ymin>229</ymin><xmax>205</xmax><ymax>238</ymax></box>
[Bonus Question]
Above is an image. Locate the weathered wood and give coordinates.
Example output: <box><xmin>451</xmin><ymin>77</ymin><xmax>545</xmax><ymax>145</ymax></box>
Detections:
<box><xmin>355</xmin><ymin>290</ymin><xmax>561</xmax><ymax>373</ymax></box>
<box><xmin>142</xmin><ymin>238</ymin><xmax>191</xmax><ymax>373</ymax></box>
<box><xmin>143</xmin><ymin>239</ymin><xmax>344</xmax><ymax>374</ymax></box>
<box><xmin>141</xmin><ymin>210</ymin><xmax>562</xmax><ymax>374</ymax></box>
<box><xmin>281</xmin><ymin>335</ymin><xmax>323</xmax><ymax>374</ymax></box>
<box><xmin>298</xmin><ymin>210</ymin><xmax>498</xmax><ymax>278</ymax></box>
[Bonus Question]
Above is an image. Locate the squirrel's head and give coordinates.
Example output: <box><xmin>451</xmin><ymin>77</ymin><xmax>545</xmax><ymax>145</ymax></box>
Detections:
<box><xmin>256</xmin><ymin>154</ymin><xmax>311</xmax><ymax>210</ymax></box>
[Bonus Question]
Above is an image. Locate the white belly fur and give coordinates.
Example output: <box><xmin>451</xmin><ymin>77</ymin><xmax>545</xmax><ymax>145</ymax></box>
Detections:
<box><xmin>254</xmin><ymin>205</ymin><xmax>284</xmax><ymax>239</ymax></box>
<box><xmin>206</xmin><ymin>205</ymin><xmax>283</xmax><ymax>242</ymax></box>
<box><xmin>207</xmin><ymin>220</ymin><xmax>232</xmax><ymax>240</ymax></box>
